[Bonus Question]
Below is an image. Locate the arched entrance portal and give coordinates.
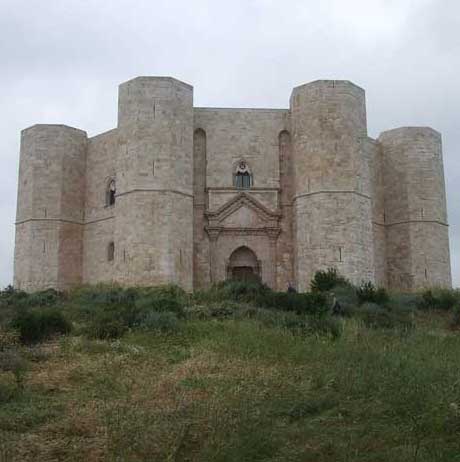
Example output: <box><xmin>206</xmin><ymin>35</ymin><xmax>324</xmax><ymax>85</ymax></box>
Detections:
<box><xmin>227</xmin><ymin>246</ymin><xmax>261</xmax><ymax>283</ymax></box>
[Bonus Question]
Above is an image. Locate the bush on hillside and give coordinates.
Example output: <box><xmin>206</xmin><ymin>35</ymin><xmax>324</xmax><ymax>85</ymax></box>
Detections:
<box><xmin>418</xmin><ymin>288</ymin><xmax>460</xmax><ymax>311</ymax></box>
<box><xmin>69</xmin><ymin>284</ymin><xmax>187</xmax><ymax>330</ymax></box>
<box><xmin>135</xmin><ymin>290</ymin><xmax>185</xmax><ymax>318</ymax></box>
<box><xmin>258</xmin><ymin>291</ymin><xmax>328</xmax><ymax>316</ymax></box>
<box><xmin>70</xmin><ymin>285</ymin><xmax>138</xmax><ymax>311</ymax></box>
<box><xmin>85</xmin><ymin>310</ymin><xmax>127</xmax><ymax>340</ymax></box>
<box><xmin>449</xmin><ymin>306</ymin><xmax>460</xmax><ymax>330</ymax></box>
<box><xmin>310</xmin><ymin>268</ymin><xmax>349</xmax><ymax>292</ymax></box>
<box><xmin>10</xmin><ymin>308</ymin><xmax>72</xmax><ymax>344</ymax></box>
<box><xmin>0</xmin><ymin>349</ymin><xmax>28</xmax><ymax>389</ymax></box>
<box><xmin>140</xmin><ymin>311</ymin><xmax>180</xmax><ymax>333</ymax></box>
<box><xmin>0</xmin><ymin>285</ymin><xmax>27</xmax><ymax>307</ymax></box>
<box><xmin>356</xmin><ymin>281</ymin><xmax>389</xmax><ymax>306</ymax></box>
<box><xmin>0</xmin><ymin>287</ymin><xmax>62</xmax><ymax>310</ymax></box>
<box><xmin>357</xmin><ymin>302</ymin><xmax>414</xmax><ymax>331</ymax></box>
<box><xmin>217</xmin><ymin>280</ymin><xmax>271</xmax><ymax>304</ymax></box>
<box><xmin>192</xmin><ymin>281</ymin><xmax>328</xmax><ymax>316</ymax></box>
<box><xmin>386</xmin><ymin>292</ymin><xmax>420</xmax><ymax>311</ymax></box>
<box><xmin>307</xmin><ymin>315</ymin><xmax>342</xmax><ymax>339</ymax></box>
<box><xmin>330</xmin><ymin>285</ymin><xmax>359</xmax><ymax>317</ymax></box>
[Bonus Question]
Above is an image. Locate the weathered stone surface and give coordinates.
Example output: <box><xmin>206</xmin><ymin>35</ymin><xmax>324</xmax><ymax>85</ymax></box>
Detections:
<box><xmin>13</xmin><ymin>77</ymin><xmax>452</xmax><ymax>292</ymax></box>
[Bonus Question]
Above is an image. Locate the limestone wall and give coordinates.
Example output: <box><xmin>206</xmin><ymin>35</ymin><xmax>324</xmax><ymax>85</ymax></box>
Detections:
<box><xmin>115</xmin><ymin>77</ymin><xmax>194</xmax><ymax>290</ymax></box>
<box><xmin>379</xmin><ymin>127</ymin><xmax>451</xmax><ymax>289</ymax></box>
<box><xmin>14</xmin><ymin>125</ymin><xmax>87</xmax><ymax>291</ymax></box>
<box><xmin>365</xmin><ymin>138</ymin><xmax>387</xmax><ymax>287</ymax></box>
<box><xmin>194</xmin><ymin>108</ymin><xmax>288</xmax><ymax>210</ymax></box>
<box><xmin>82</xmin><ymin>129</ymin><xmax>118</xmax><ymax>283</ymax></box>
<box><xmin>291</xmin><ymin>81</ymin><xmax>375</xmax><ymax>291</ymax></box>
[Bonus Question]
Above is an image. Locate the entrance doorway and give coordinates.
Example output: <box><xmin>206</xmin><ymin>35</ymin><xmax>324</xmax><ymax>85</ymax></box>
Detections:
<box><xmin>227</xmin><ymin>246</ymin><xmax>261</xmax><ymax>283</ymax></box>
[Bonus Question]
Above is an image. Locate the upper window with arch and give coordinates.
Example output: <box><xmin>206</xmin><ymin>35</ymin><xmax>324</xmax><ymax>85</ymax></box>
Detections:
<box><xmin>234</xmin><ymin>161</ymin><xmax>252</xmax><ymax>189</ymax></box>
<box><xmin>106</xmin><ymin>179</ymin><xmax>116</xmax><ymax>206</ymax></box>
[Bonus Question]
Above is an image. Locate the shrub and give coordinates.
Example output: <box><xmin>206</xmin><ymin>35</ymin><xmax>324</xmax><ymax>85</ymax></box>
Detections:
<box><xmin>310</xmin><ymin>268</ymin><xmax>349</xmax><ymax>292</ymax></box>
<box><xmin>25</xmin><ymin>288</ymin><xmax>63</xmax><ymax>307</ymax></box>
<box><xmin>71</xmin><ymin>285</ymin><xmax>138</xmax><ymax>308</ymax></box>
<box><xmin>449</xmin><ymin>306</ymin><xmax>460</xmax><ymax>330</ymax></box>
<box><xmin>183</xmin><ymin>305</ymin><xmax>212</xmax><ymax>320</ymax></box>
<box><xmin>86</xmin><ymin>316</ymin><xmax>127</xmax><ymax>340</ymax></box>
<box><xmin>70</xmin><ymin>284</ymin><xmax>187</xmax><ymax>330</ymax></box>
<box><xmin>356</xmin><ymin>281</ymin><xmax>389</xmax><ymax>306</ymax></box>
<box><xmin>357</xmin><ymin>302</ymin><xmax>414</xmax><ymax>331</ymax></box>
<box><xmin>259</xmin><ymin>291</ymin><xmax>328</xmax><ymax>316</ymax></box>
<box><xmin>0</xmin><ymin>285</ymin><xmax>28</xmax><ymax>308</ymax></box>
<box><xmin>0</xmin><ymin>329</ymin><xmax>20</xmax><ymax>351</ymax></box>
<box><xmin>140</xmin><ymin>311</ymin><xmax>180</xmax><ymax>333</ymax></box>
<box><xmin>306</xmin><ymin>315</ymin><xmax>342</xmax><ymax>339</ymax></box>
<box><xmin>418</xmin><ymin>288</ymin><xmax>460</xmax><ymax>311</ymax></box>
<box><xmin>10</xmin><ymin>309</ymin><xmax>72</xmax><ymax>344</ymax></box>
<box><xmin>135</xmin><ymin>292</ymin><xmax>184</xmax><ymax>318</ymax></box>
<box><xmin>386</xmin><ymin>292</ymin><xmax>420</xmax><ymax>311</ymax></box>
<box><xmin>219</xmin><ymin>280</ymin><xmax>271</xmax><ymax>303</ymax></box>
<box><xmin>330</xmin><ymin>285</ymin><xmax>358</xmax><ymax>317</ymax></box>
<box><xmin>0</xmin><ymin>350</ymin><xmax>28</xmax><ymax>389</ymax></box>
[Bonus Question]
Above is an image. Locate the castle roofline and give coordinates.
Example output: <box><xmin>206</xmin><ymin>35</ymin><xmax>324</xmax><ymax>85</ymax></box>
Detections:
<box><xmin>292</xmin><ymin>79</ymin><xmax>365</xmax><ymax>94</ymax></box>
<box><xmin>194</xmin><ymin>107</ymin><xmax>288</xmax><ymax>112</ymax></box>
<box><xmin>119</xmin><ymin>76</ymin><xmax>193</xmax><ymax>90</ymax></box>
<box><xmin>378</xmin><ymin>126</ymin><xmax>441</xmax><ymax>139</ymax></box>
<box><xmin>21</xmin><ymin>124</ymin><xmax>87</xmax><ymax>135</ymax></box>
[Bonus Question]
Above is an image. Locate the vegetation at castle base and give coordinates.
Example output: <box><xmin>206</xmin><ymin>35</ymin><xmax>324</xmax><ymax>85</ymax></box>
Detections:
<box><xmin>0</xmin><ymin>274</ymin><xmax>459</xmax><ymax>461</ymax></box>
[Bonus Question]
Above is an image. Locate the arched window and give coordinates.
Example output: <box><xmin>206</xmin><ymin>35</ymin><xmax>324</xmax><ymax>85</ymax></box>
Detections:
<box><xmin>107</xmin><ymin>242</ymin><xmax>115</xmax><ymax>261</ymax></box>
<box><xmin>106</xmin><ymin>179</ymin><xmax>116</xmax><ymax>206</ymax></box>
<box><xmin>234</xmin><ymin>161</ymin><xmax>252</xmax><ymax>189</ymax></box>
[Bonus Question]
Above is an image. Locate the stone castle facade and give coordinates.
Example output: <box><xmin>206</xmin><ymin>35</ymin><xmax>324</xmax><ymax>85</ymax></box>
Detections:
<box><xmin>14</xmin><ymin>76</ymin><xmax>452</xmax><ymax>292</ymax></box>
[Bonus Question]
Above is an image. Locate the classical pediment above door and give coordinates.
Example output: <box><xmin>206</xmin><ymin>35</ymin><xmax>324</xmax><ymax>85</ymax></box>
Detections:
<box><xmin>205</xmin><ymin>192</ymin><xmax>281</xmax><ymax>238</ymax></box>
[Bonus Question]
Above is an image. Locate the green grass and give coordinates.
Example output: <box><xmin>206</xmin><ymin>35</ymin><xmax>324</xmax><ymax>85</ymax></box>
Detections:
<box><xmin>0</xmin><ymin>313</ymin><xmax>459</xmax><ymax>461</ymax></box>
<box><xmin>0</xmin><ymin>280</ymin><xmax>459</xmax><ymax>460</ymax></box>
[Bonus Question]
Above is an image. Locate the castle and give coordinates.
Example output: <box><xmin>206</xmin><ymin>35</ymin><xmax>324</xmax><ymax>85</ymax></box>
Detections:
<box><xmin>14</xmin><ymin>76</ymin><xmax>452</xmax><ymax>292</ymax></box>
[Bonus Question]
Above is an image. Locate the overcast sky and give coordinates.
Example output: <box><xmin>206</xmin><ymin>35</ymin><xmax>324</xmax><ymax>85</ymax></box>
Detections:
<box><xmin>0</xmin><ymin>0</ymin><xmax>459</xmax><ymax>287</ymax></box>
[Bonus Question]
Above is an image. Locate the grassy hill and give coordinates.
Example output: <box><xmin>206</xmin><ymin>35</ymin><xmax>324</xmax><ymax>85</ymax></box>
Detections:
<box><xmin>0</xmin><ymin>275</ymin><xmax>459</xmax><ymax>461</ymax></box>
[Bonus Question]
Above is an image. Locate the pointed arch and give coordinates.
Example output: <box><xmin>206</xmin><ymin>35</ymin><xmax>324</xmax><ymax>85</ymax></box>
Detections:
<box><xmin>105</xmin><ymin>177</ymin><xmax>116</xmax><ymax>206</ymax></box>
<box><xmin>234</xmin><ymin>160</ymin><xmax>253</xmax><ymax>189</ymax></box>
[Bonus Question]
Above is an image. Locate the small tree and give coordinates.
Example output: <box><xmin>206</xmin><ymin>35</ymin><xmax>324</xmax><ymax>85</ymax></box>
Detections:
<box><xmin>310</xmin><ymin>268</ymin><xmax>349</xmax><ymax>292</ymax></box>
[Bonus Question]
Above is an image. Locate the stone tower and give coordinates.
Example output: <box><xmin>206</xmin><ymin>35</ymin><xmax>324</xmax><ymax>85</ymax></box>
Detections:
<box><xmin>290</xmin><ymin>81</ymin><xmax>374</xmax><ymax>291</ymax></box>
<box><xmin>379</xmin><ymin>128</ymin><xmax>451</xmax><ymax>289</ymax></box>
<box><xmin>115</xmin><ymin>77</ymin><xmax>194</xmax><ymax>290</ymax></box>
<box><xmin>14</xmin><ymin>125</ymin><xmax>87</xmax><ymax>291</ymax></box>
<box><xmin>13</xmin><ymin>76</ymin><xmax>451</xmax><ymax>292</ymax></box>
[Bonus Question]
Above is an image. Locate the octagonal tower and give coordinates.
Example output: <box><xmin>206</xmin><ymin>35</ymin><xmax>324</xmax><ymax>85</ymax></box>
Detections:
<box><xmin>290</xmin><ymin>80</ymin><xmax>374</xmax><ymax>290</ymax></box>
<box><xmin>115</xmin><ymin>77</ymin><xmax>194</xmax><ymax>289</ymax></box>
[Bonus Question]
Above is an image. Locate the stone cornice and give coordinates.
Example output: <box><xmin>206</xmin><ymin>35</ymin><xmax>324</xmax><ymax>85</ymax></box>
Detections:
<box><xmin>15</xmin><ymin>216</ymin><xmax>116</xmax><ymax>226</ymax></box>
<box><xmin>116</xmin><ymin>189</ymin><xmax>193</xmax><ymax>199</ymax></box>
<box><xmin>293</xmin><ymin>190</ymin><xmax>371</xmax><ymax>201</ymax></box>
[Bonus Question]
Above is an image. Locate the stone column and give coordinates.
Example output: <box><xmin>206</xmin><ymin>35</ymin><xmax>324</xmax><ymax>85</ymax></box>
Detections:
<box><xmin>206</xmin><ymin>228</ymin><xmax>221</xmax><ymax>284</ymax></box>
<box><xmin>267</xmin><ymin>229</ymin><xmax>280</xmax><ymax>289</ymax></box>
